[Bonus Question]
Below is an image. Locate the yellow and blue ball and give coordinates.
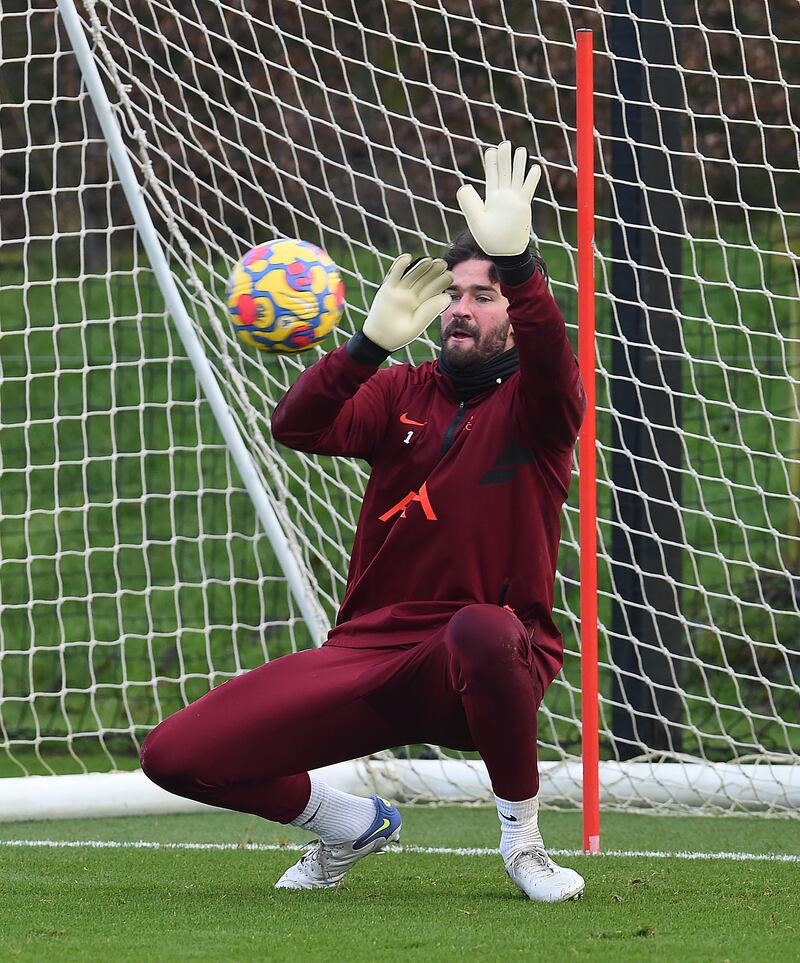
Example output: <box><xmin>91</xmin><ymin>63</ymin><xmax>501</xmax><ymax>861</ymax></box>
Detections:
<box><xmin>227</xmin><ymin>238</ymin><xmax>344</xmax><ymax>353</ymax></box>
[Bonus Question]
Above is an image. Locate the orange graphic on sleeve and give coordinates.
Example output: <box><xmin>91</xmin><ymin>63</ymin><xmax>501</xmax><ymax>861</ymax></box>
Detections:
<box><xmin>378</xmin><ymin>481</ymin><xmax>438</xmax><ymax>521</ymax></box>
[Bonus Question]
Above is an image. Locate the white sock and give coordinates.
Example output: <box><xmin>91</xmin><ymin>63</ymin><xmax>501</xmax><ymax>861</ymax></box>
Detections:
<box><xmin>494</xmin><ymin>793</ymin><xmax>545</xmax><ymax>863</ymax></box>
<box><xmin>290</xmin><ymin>777</ymin><xmax>377</xmax><ymax>845</ymax></box>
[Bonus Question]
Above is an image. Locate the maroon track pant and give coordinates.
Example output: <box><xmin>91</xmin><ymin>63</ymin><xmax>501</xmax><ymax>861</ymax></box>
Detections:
<box><xmin>140</xmin><ymin>603</ymin><xmax>544</xmax><ymax>822</ymax></box>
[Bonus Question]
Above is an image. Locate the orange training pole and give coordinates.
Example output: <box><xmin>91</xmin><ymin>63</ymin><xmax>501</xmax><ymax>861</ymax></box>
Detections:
<box><xmin>577</xmin><ymin>28</ymin><xmax>600</xmax><ymax>855</ymax></box>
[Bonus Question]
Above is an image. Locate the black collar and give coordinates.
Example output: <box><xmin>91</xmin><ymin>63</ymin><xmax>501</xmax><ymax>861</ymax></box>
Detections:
<box><xmin>438</xmin><ymin>347</ymin><xmax>520</xmax><ymax>401</ymax></box>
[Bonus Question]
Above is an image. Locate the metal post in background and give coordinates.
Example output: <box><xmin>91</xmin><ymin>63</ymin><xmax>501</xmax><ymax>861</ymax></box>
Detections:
<box><xmin>609</xmin><ymin>0</ymin><xmax>685</xmax><ymax>757</ymax></box>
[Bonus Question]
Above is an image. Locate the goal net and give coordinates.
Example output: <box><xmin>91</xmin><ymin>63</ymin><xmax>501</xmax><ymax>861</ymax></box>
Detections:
<box><xmin>1</xmin><ymin>0</ymin><xmax>798</xmax><ymax>818</ymax></box>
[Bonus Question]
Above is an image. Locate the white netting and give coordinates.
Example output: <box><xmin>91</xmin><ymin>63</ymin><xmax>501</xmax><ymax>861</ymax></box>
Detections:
<box><xmin>1</xmin><ymin>0</ymin><xmax>798</xmax><ymax>813</ymax></box>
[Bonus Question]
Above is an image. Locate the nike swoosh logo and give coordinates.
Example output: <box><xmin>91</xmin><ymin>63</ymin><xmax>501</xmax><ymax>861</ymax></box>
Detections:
<box><xmin>499</xmin><ymin>812</ymin><xmax>517</xmax><ymax>821</ymax></box>
<box><xmin>371</xmin><ymin>817</ymin><xmax>391</xmax><ymax>837</ymax></box>
<box><xmin>298</xmin><ymin>802</ymin><xmax>322</xmax><ymax>827</ymax></box>
<box><xmin>399</xmin><ymin>412</ymin><xmax>426</xmax><ymax>427</ymax></box>
<box><xmin>360</xmin><ymin>817</ymin><xmax>391</xmax><ymax>844</ymax></box>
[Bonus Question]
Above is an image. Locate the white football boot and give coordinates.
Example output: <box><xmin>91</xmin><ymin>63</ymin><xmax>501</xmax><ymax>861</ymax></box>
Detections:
<box><xmin>275</xmin><ymin>796</ymin><xmax>402</xmax><ymax>890</ymax></box>
<box><xmin>505</xmin><ymin>849</ymin><xmax>585</xmax><ymax>903</ymax></box>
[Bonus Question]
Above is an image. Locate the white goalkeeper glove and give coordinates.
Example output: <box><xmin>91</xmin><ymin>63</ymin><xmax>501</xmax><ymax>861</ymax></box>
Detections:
<box><xmin>362</xmin><ymin>254</ymin><xmax>453</xmax><ymax>353</ymax></box>
<box><xmin>456</xmin><ymin>141</ymin><xmax>542</xmax><ymax>256</ymax></box>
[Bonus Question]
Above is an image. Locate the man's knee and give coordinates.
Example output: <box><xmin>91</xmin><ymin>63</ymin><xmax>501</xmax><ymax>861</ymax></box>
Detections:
<box><xmin>446</xmin><ymin>603</ymin><xmax>529</xmax><ymax>674</ymax></box>
<box><xmin>140</xmin><ymin>716</ymin><xmax>203</xmax><ymax>793</ymax></box>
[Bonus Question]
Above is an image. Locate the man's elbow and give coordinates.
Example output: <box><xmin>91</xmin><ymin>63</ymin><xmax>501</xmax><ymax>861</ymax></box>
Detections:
<box><xmin>567</xmin><ymin>382</ymin><xmax>588</xmax><ymax>441</ymax></box>
<box><xmin>576</xmin><ymin>384</ymin><xmax>588</xmax><ymax>431</ymax></box>
<box><xmin>269</xmin><ymin>400</ymin><xmax>299</xmax><ymax>448</ymax></box>
<box><xmin>555</xmin><ymin>382</ymin><xmax>587</xmax><ymax>449</ymax></box>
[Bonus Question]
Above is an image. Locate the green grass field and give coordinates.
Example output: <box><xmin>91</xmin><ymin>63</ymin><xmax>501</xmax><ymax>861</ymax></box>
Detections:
<box><xmin>1</xmin><ymin>806</ymin><xmax>798</xmax><ymax>962</ymax></box>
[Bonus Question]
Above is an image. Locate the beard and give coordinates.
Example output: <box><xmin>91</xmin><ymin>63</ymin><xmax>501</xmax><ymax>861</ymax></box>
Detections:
<box><xmin>440</xmin><ymin>318</ymin><xmax>512</xmax><ymax>371</ymax></box>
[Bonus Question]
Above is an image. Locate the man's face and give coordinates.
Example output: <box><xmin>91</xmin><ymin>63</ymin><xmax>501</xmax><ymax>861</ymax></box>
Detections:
<box><xmin>440</xmin><ymin>259</ymin><xmax>513</xmax><ymax>370</ymax></box>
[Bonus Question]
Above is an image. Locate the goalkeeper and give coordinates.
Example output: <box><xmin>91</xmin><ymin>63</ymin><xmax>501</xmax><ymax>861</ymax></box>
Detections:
<box><xmin>141</xmin><ymin>142</ymin><xmax>586</xmax><ymax>903</ymax></box>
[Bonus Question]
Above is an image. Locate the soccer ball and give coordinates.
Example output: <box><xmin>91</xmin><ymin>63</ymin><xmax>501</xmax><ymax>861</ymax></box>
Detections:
<box><xmin>226</xmin><ymin>238</ymin><xmax>345</xmax><ymax>353</ymax></box>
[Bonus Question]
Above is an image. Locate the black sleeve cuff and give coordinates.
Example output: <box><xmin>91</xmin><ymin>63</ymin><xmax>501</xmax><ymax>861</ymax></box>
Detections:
<box><xmin>494</xmin><ymin>250</ymin><xmax>536</xmax><ymax>287</ymax></box>
<box><xmin>346</xmin><ymin>331</ymin><xmax>391</xmax><ymax>365</ymax></box>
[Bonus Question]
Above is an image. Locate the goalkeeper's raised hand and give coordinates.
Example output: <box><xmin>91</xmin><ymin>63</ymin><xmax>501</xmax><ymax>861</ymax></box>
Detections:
<box><xmin>456</xmin><ymin>141</ymin><xmax>541</xmax><ymax>256</ymax></box>
<box><xmin>362</xmin><ymin>254</ymin><xmax>453</xmax><ymax>353</ymax></box>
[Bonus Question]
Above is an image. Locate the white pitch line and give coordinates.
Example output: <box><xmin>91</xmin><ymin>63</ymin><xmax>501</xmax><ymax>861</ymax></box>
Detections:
<box><xmin>1</xmin><ymin>838</ymin><xmax>799</xmax><ymax>862</ymax></box>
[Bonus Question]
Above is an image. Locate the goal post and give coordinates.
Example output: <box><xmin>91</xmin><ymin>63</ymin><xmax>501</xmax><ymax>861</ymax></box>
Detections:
<box><xmin>55</xmin><ymin>0</ymin><xmax>330</xmax><ymax>652</ymax></box>
<box><xmin>1</xmin><ymin>1</ymin><xmax>799</xmax><ymax>821</ymax></box>
<box><xmin>576</xmin><ymin>27</ymin><xmax>600</xmax><ymax>854</ymax></box>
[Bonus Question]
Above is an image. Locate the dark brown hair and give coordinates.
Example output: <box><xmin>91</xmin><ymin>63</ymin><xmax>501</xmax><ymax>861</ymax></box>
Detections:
<box><xmin>443</xmin><ymin>230</ymin><xmax>548</xmax><ymax>281</ymax></box>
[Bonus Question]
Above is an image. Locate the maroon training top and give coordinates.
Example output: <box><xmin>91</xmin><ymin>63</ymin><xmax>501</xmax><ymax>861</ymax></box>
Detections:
<box><xmin>270</xmin><ymin>268</ymin><xmax>585</xmax><ymax>687</ymax></box>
